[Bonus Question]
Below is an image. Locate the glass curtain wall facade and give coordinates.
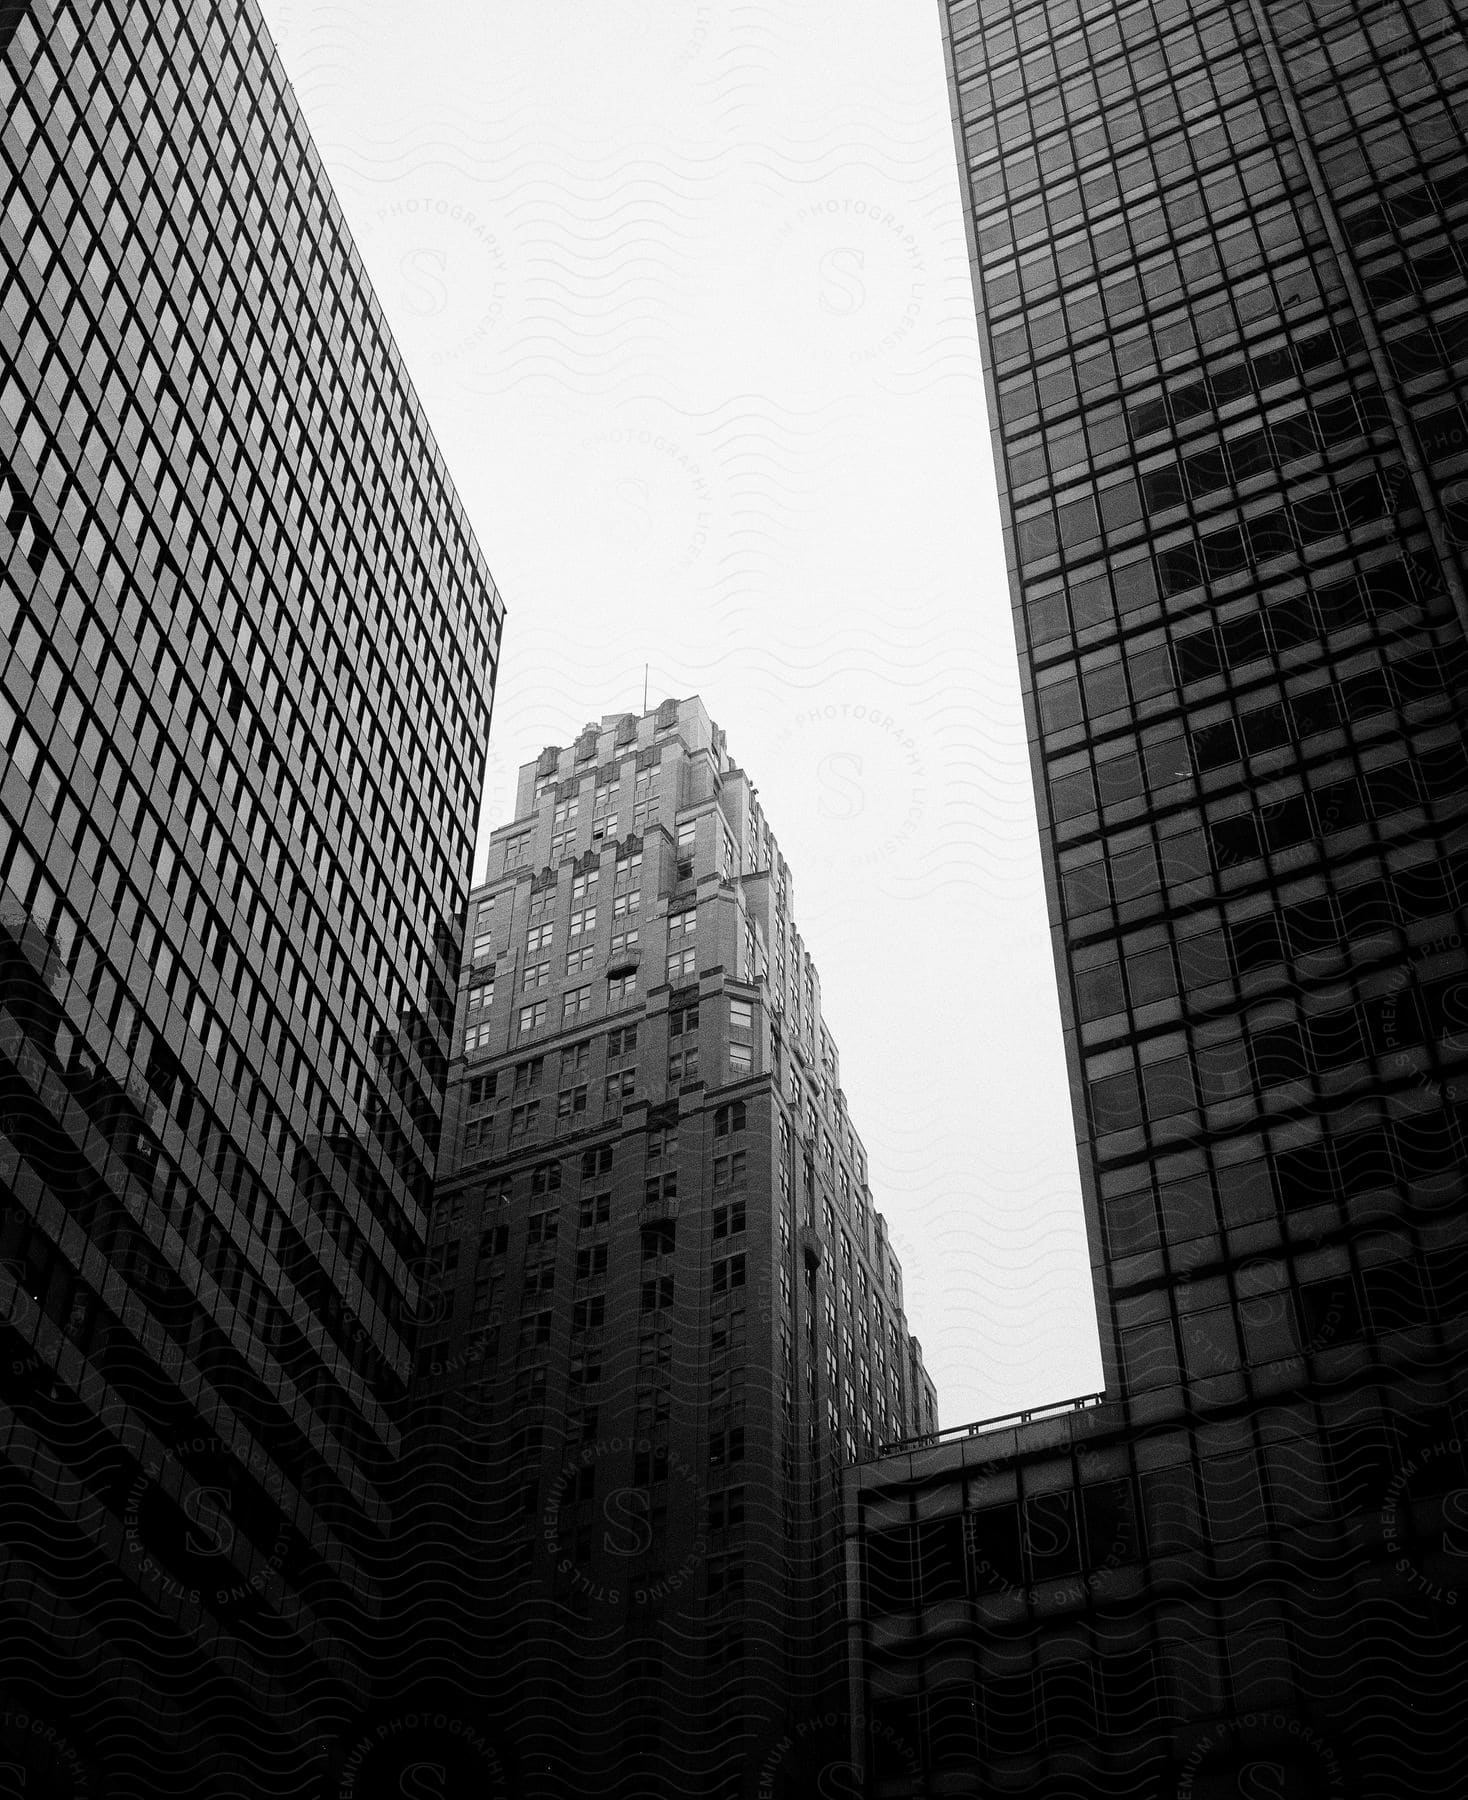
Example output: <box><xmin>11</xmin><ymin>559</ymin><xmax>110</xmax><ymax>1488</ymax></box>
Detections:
<box><xmin>837</xmin><ymin>0</ymin><xmax>1468</xmax><ymax>1794</ymax></box>
<box><xmin>414</xmin><ymin>698</ymin><xmax>936</xmax><ymax>1797</ymax></box>
<box><xmin>0</xmin><ymin>3</ymin><xmax>503</xmax><ymax>1793</ymax></box>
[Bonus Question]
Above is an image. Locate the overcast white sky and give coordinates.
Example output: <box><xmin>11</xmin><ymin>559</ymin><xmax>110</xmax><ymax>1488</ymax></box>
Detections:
<box><xmin>256</xmin><ymin>0</ymin><xmax>1103</xmax><ymax>1426</ymax></box>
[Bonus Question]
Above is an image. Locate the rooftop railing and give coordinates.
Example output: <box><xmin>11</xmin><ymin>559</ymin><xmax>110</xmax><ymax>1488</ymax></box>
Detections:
<box><xmin>865</xmin><ymin>1391</ymin><xmax>1109</xmax><ymax>1464</ymax></box>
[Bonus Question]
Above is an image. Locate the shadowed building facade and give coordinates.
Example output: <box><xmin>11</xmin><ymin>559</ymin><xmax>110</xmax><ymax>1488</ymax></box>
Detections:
<box><xmin>0</xmin><ymin>2</ymin><xmax>503</xmax><ymax>1792</ymax></box>
<box><xmin>415</xmin><ymin>696</ymin><xmax>936</xmax><ymax>1797</ymax></box>
<box><xmin>841</xmin><ymin>0</ymin><xmax>1468</xmax><ymax>1794</ymax></box>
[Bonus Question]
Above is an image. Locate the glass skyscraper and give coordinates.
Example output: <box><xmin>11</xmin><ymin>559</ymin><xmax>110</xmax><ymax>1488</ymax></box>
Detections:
<box><xmin>840</xmin><ymin>0</ymin><xmax>1468</xmax><ymax>1794</ymax></box>
<box><xmin>415</xmin><ymin>697</ymin><xmax>935</xmax><ymax>1796</ymax></box>
<box><xmin>0</xmin><ymin>2</ymin><xmax>503</xmax><ymax>1792</ymax></box>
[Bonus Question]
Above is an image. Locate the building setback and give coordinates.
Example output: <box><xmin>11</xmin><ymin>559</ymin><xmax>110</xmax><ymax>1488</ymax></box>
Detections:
<box><xmin>414</xmin><ymin>697</ymin><xmax>936</xmax><ymax>1796</ymax></box>
<box><xmin>842</xmin><ymin>0</ymin><xmax>1468</xmax><ymax>1793</ymax></box>
<box><xmin>0</xmin><ymin>2</ymin><xmax>503</xmax><ymax>1792</ymax></box>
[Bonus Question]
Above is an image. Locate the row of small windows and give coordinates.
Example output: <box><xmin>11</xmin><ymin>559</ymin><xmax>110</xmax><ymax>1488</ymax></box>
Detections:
<box><xmin>441</xmin><ymin>1228</ymin><xmax>903</xmax><ymax>1403</ymax></box>
<box><xmin>1168</xmin><ymin>558</ymin><xmax>1427</xmax><ymax>689</ymax></box>
<box><xmin>1047</xmin><ymin>673</ymin><xmax>1461</xmax><ymax>836</ymax></box>
<box><xmin>0</xmin><ymin>730</ymin><xmax>435</xmax><ymax>1245</ymax></box>
<box><xmin>1205</xmin><ymin>740</ymin><xmax>1466</xmax><ymax>874</ymax></box>
<box><xmin>2</xmin><ymin>170</ymin><xmax>489</xmax><ymax>871</ymax></box>
<box><xmin>864</xmin><ymin>1478</ymin><xmax>1137</xmax><ymax>1618</ymax></box>
<box><xmin>1</xmin><ymin>490</ymin><xmax>457</xmax><ymax>1076</ymax></box>
<box><xmin>482</xmin><ymin>1086</ymin><xmax>749</xmax><ymax>1154</ymax></box>
<box><xmin>865</xmin><ymin>1394</ymin><xmax>1467</xmax><ymax>1610</ymax></box>
<box><xmin>53</xmin><ymin>0</ymin><xmax>492</xmax><ymax>658</ymax></box>
<box><xmin>491</xmin><ymin>985</ymin><xmax>750</xmax><ymax>1055</ymax></box>
<box><xmin>428</xmin><ymin>1245</ymin><xmax>756</xmax><ymax>1339</ymax></box>
<box><xmin>950</xmin><ymin>0</ymin><xmax>1211</xmax><ymax>98</ymax></box>
<box><xmin>2</xmin><ymin>309</ymin><xmax>478</xmax><ymax>1029</ymax></box>
<box><xmin>1341</xmin><ymin>164</ymin><xmax>1468</xmax><ymax>253</ymax></box>
<box><xmin>449</xmin><ymin>1101</ymin><xmax>747</xmax><ymax>1202</ymax></box>
<box><xmin>1073</xmin><ymin>846</ymin><xmax>1468</xmax><ymax>1028</ymax></box>
<box><xmin>1011</xmin><ymin>351</ymin><xmax>1361</xmax><ymax>523</ymax></box>
<box><xmin>957</xmin><ymin>0</ymin><xmax>1243</xmax><ymax>152</ymax></box>
<box><xmin>1294</xmin><ymin>15</ymin><xmax>1459</xmax><ymax>145</ymax></box>
<box><xmin>1122</xmin><ymin>1238</ymin><xmax>1468</xmax><ymax>1391</ymax></box>
<box><xmin>4</xmin><ymin>68</ymin><xmax>492</xmax><ymax>810</ymax></box>
<box><xmin>504</xmin><ymin>789</ymin><xmax>660</xmax><ymax>871</ymax></box>
<box><xmin>0</xmin><ymin>939</ymin><xmax>406</xmax><ymax>1479</ymax></box>
<box><xmin>486</xmin><ymin>1230</ymin><xmax>751</xmax><ymax>1298</ymax></box>
<box><xmin>1031</xmin><ymin>538</ymin><xmax>1429</xmax><ymax>688</ymax></box>
<box><xmin>1171</xmin><ymin>570</ymin><xmax>1442</xmax><ymax>720</ymax></box>
<box><xmin>1025</xmin><ymin>438</ymin><xmax>1397</xmax><ymax>582</ymax></box>
<box><xmin>1138</xmin><ymin>389</ymin><xmax>1376</xmax><ymax>517</ymax></box>
<box><xmin>985</xmin><ymin>143</ymin><xmax>1306</xmax><ymax>380</ymax></box>
<box><xmin>1228</xmin><ymin>853</ymin><xmax>1468</xmax><ymax>974</ymax></box>
<box><xmin>1058</xmin><ymin>737</ymin><xmax>1458</xmax><ymax>926</ymax></box>
<box><xmin>518</xmin><ymin>892</ymin><xmax>642</xmax><ymax>963</ymax></box>
<box><xmin>1187</xmin><ymin>650</ymin><xmax>1453</xmax><ymax>776</ymax></box>
<box><xmin>1087</xmin><ymin>959</ymin><xmax>1465</xmax><ymax>1132</ymax></box>
<box><xmin>1245</xmin><ymin>968</ymin><xmax>1466</xmax><ymax>1089</ymax></box>
<box><xmin>1125</xmin><ymin>324</ymin><xmax>1348</xmax><ymax>444</ymax></box>
<box><xmin>1151</xmin><ymin>468</ymin><xmax>1399</xmax><ymax>599</ymax></box>
<box><xmin>1100</xmin><ymin>1105</ymin><xmax>1462</xmax><ymax>1266</ymax></box>
<box><xmin>468</xmin><ymin>995</ymin><xmax>746</xmax><ymax>1062</ymax></box>
<box><xmin>992</xmin><ymin>157</ymin><xmax>1297</xmax><ymax>384</ymax></box>
<box><xmin>996</xmin><ymin>252</ymin><xmax>1341</xmax><ymax>481</ymax></box>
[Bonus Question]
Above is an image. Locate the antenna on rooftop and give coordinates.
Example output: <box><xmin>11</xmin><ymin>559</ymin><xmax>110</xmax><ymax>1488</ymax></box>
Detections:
<box><xmin>643</xmin><ymin>663</ymin><xmax>648</xmax><ymax>713</ymax></box>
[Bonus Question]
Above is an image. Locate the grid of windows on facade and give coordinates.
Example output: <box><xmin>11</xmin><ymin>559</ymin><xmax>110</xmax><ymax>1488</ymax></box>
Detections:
<box><xmin>1</xmin><ymin>0</ymin><xmax>503</xmax><ymax>1197</ymax></box>
<box><xmin>952</xmin><ymin>0</ymin><xmax>1466</xmax><ymax>667</ymax></box>
<box><xmin>838</xmin><ymin>2</ymin><xmax>1468</xmax><ymax>1795</ymax></box>
<box><xmin>946</xmin><ymin>0</ymin><xmax>1468</xmax><ymax>1361</ymax></box>
<box><xmin>1100</xmin><ymin>1111</ymin><xmax>1468</xmax><ymax>1392</ymax></box>
<box><xmin>850</xmin><ymin>1389</ymin><xmax>1468</xmax><ymax>1789</ymax></box>
<box><xmin>438</xmin><ymin>701</ymin><xmax>927</xmax><ymax>1453</ymax></box>
<box><xmin>416</xmin><ymin>701</ymin><xmax>934</xmax><ymax>1784</ymax></box>
<box><xmin>0</xmin><ymin>0</ymin><xmax>502</xmax><ymax>1778</ymax></box>
<box><xmin>440</xmin><ymin>1051</ymin><xmax>910</xmax><ymax>1461</ymax></box>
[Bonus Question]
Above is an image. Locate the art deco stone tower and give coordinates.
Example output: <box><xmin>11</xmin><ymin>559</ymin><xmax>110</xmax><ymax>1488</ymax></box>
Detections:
<box><xmin>418</xmin><ymin>697</ymin><xmax>936</xmax><ymax>1795</ymax></box>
